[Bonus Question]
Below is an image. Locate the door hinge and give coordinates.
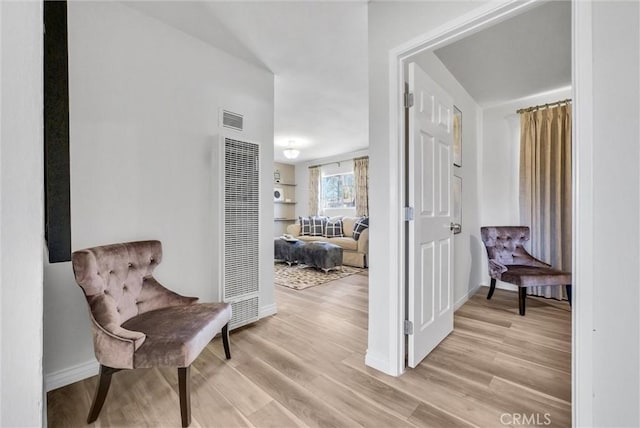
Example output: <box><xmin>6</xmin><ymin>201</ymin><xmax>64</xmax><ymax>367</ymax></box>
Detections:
<box><xmin>404</xmin><ymin>320</ymin><xmax>414</xmax><ymax>335</ymax></box>
<box><xmin>404</xmin><ymin>92</ymin><xmax>414</xmax><ymax>108</ymax></box>
<box><xmin>404</xmin><ymin>206</ymin><xmax>414</xmax><ymax>221</ymax></box>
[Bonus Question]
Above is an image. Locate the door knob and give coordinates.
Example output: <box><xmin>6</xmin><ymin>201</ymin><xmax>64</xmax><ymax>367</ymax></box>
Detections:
<box><xmin>450</xmin><ymin>222</ymin><xmax>461</xmax><ymax>234</ymax></box>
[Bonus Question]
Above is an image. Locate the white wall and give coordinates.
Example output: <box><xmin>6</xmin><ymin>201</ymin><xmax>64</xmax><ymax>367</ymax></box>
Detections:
<box><xmin>367</xmin><ymin>1</ymin><xmax>489</xmax><ymax>375</ymax></box>
<box><xmin>0</xmin><ymin>1</ymin><xmax>44</xmax><ymax>425</ymax></box>
<box><xmin>43</xmin><ymin>2</ymin><xmax>275</xmax><ymax>389</ymax></box>
<box><xmin>295</xmin><ymin>149</ymin><xmax>368</xmax><ymax>218</ymax></box>
<box><xmin>589</xmin><ymin>1</ymin><xmax>639</xmax><ymax>425</ymax></box>
<box><xmin>481</xmin><ymin>86</ymin><xmax>571</xmax><ymax>292</ymax></box>
<box><xmin>481</xmin><ymin>87</ymin><xmax>572</xmax><ymax>225</ymax></box>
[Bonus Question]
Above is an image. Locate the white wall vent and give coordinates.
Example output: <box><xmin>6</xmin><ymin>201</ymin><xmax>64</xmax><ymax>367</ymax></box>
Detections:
<box><xmin>222</xmin><ymin>137</ymin><xmax>259</xmax><ymax>329</ymax></box>
<box><xmin>229</xmin><ymin>296</ymin><xmax>259</xmax><ymax>328</ymax></box>
<box><xmin>222</xmin><ymin>110</ymin><xmax>244</xmax><ymax>131</ymax></box>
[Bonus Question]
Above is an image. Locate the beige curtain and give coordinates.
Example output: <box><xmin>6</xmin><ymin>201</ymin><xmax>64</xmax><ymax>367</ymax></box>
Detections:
<box><xmin>308</xmin><ymin>166</ymin><xmax>321</xmax><ymax>216</ymax></box>
<box><xmin>354</xmin><ymin>156</ymin><xmax>369</xmax><ymax>216</ymax></box>
<box><xmin>519</xmin><ymin>104</ymin><xmax>572</xmax><ymax>299</ymax></box>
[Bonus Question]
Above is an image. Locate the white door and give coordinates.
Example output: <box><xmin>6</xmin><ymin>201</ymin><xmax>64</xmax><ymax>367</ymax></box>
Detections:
<box><xmin>407</xmin><ymin>62</ymin><xmax>454</xmax><ymax>368</ymax></box>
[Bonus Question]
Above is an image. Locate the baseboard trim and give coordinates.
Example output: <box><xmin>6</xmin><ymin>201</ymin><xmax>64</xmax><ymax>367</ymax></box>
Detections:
<box><xmin>454</xmin><ymin>284</ymin><xmax>481</xmax><ymax>311</ymax></box>
<box><xmin>259</xmin><ymin>303</ymin><xmax>278</xmax><ymax>319</ymax></box>
<box><xmin>365</xmin><ymin>351</ymin><xmax>402</xmax><ymax>377</ymax></box>
<box><xmin>45</xmin><ymin>359</ymin><xmax>99</xmax><ymax>392</ymax></box>
<box><xmin>494</xmin><ymin>281</ymin><xmax>518</xmax><ymax>292</ymax></box>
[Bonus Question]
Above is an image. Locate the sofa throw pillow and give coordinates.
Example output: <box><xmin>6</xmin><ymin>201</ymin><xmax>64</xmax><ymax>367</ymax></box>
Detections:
<box><xmin>352</xmin><ymin>216</ymin><xmax>369</xmax><ymax>241</ymax></box>
<box><xmin>324</xmin><ymin>218</ymin><xmax>344</xmax><ymax>238</ymax></box>
<box><xmin>309</xmin><ymin>216</ymin><xmax>327</xmax><ymax>236</ymax></box>
<box><xmin>299</xmin><ymin>216</ymin><xmax>312</xmax><ymax>236</ymax></box>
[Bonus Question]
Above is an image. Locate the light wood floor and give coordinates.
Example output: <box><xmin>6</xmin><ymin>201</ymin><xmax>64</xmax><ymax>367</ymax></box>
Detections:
<box><xmin>47</xmin><ymin>272</ymin><xmax>571</xmax><ymax>427</ymax></box>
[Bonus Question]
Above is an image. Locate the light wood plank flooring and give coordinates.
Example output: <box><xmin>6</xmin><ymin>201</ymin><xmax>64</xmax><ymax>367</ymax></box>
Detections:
<box><xmin>47</xmin><ymin>272</ymin><xmax>571</xmax><ymax>427</ymax></box>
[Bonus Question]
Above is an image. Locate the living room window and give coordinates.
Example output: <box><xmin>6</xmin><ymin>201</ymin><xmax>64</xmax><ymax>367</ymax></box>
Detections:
<box><xmin>320</xmin><ymin>161</ymin><xmax>356</xmax><ymax>216</ymax></box>
<box><xmin>321</xmin><ymin>172</ymin><xmax>355</xmax><ymax>209</ymax></box>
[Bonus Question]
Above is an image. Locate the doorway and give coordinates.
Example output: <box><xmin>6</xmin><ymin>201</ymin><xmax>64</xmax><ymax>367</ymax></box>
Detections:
<box><xmin>392</xmin><ymin>2</ymin><xmax>576</xmax><ymax>404</ymax></box>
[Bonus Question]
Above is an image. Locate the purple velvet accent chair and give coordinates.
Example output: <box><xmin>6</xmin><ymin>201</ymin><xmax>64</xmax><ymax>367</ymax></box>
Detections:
<box><xmin>480</xmin><ymin>227</ymin><xmax>572</xmax><ymax>316</ymax></box>
<box><xmin>72</xmin><ymin>240</ymin><xmax>232</xmax><ymax>427</ymax></box>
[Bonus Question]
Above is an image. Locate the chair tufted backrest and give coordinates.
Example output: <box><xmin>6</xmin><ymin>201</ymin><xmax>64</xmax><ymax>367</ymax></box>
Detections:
<box><xmin>480</xmin><ymin>226</ymin><xmax>530</xmax><ymax>266</ymax></box>
<box><xmin>72</xmin><ymin>240</ymin><xmax>163</xmax><ymax>324</ymax></box>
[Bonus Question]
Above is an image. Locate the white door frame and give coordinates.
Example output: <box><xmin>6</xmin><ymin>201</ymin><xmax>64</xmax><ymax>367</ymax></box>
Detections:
<box><xmin>386</xmin><ymin>0</ymin><xmax>594</xmax><ymax>425</ymax></box>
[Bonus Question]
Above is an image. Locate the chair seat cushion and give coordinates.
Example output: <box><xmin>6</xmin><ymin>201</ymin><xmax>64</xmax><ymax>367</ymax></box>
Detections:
<box><xmin>122</xmin><ymin>302</ymin><xmax>231</xmax><ymax>368</ymax></box>
<box><xmin>501</xmin><ymin>265</ymin><xmax>571</xmax><ymax>287</ymax></box>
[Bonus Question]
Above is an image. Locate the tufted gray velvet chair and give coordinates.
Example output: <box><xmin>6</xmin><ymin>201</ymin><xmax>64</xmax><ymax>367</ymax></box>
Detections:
<box><xmin>480</xmin><ymin>227</ymin><xmax>572</xmax><ymax>315</ymax></box>
<box><xmin>72</xmin><ymin>240</ymin><xmax>232</xmax><ymax>427</ymax></box>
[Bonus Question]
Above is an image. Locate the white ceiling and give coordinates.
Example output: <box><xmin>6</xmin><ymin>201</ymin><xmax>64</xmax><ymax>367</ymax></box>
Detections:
<box><xmin>126</xmin><ymin>1</ymin><xmax>368</xmax><ymax>164</ymax></box>
<box><xmin>433</xmin><ymin>0</ymin><xmax>571</xmax><ymax>107</ymax></box>
<box><xmin>124</xmin><ymin>1</ymin><xmax>570</xmax><ymax>164</ymax></box>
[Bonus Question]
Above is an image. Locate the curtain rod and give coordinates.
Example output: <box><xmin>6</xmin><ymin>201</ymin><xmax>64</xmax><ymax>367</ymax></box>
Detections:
<box><xmin>309</xmin><ymin>161</ymin><xmax>341</xmax><ymax>169</ymax></box>
<box><xmin>516</xmin><ymin>98</ymin><xmax>572</xmax><ymax>114</ymax></box>
<box><xmin>308</xmin><ymin>155</ymin><xmax>368</xmax><ymax>170</ymax></box>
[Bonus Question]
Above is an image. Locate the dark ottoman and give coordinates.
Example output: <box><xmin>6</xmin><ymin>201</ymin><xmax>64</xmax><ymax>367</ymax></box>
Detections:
<box><xmin>299</xmin><ymin>242</ymin><xmax>343</xmax><ymax>272</ymax></box>
<box><xmin>274</xmin><ymin>238</ymin><xmax>305</xmax><ymax>264</ymax></box>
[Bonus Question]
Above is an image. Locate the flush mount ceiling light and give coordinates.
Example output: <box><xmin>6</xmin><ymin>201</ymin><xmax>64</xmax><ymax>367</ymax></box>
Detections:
<box><xmin>283</xmin><ymin>140</ymin><xmax>300</xmax><ymax>159</ymax></box>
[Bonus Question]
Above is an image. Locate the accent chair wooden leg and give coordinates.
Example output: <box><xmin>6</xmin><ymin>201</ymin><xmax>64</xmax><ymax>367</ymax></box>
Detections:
<box><xmin>222</xmin><ymin>323</ymin><xmax>231</xmax><ymax>360</ymax></box>
<box><xmin>487</xmin><ymin>278</ymin><xmax>497</xmax><ymax>300</ymax></box>
<box><xmin>518</xmin><ymin>288</ymin><xmax>527</xmax><ymax>316</ymax></box>
<box><xmin>566</xmin><ymin>285</ymin><xmax>572</xmax><ymax>307</ymax></box>
<box><xmin>178</xmin><ymin>366</ymin><xmax>191</xmax><ymax>427</ymax></box>
<box><xmin>87</xmin><ymin>365</ymin><xmax>120</xmax><ymax>424</ymax></box>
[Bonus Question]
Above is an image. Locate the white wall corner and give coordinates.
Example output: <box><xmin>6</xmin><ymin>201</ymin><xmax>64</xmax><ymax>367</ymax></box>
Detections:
<box><xmin>0</xmin><ymin>1</ymin><xmax>44</xmax><ymax>425</ymax></box>
<box><xmin>454</xmin><ymin>283</ymin><xmax>482</xmax><ymax>311</ymax></box>
<box><xmin>572</xmin><ymin>0</ymin><xmax>594</xmax><ymax>426</ymax></box>
<box><xmin>494</xmin><ymin>280</ymin><xmax>518</xmax><ymax>293</ymax></box>
<box><xmin>259</xmin><ymin>303</ymin><xmax>278</xmax><ymax>319</ymax></box>
<box><xmin>365</xmin><ymin>350</ymin><xmax>402</xmax><ymax>377</ymax></box>
<box><xmin>45</xmin><ymin>359</ymin><xmax>99</xmax><ymax>392</ymax></box>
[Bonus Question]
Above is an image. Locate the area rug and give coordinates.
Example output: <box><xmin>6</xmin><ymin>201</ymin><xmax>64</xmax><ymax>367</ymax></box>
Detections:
<box><xmin>274</xmin><ymin>262</ymin><xmax>364</xmax><ymax>290</ymax></box>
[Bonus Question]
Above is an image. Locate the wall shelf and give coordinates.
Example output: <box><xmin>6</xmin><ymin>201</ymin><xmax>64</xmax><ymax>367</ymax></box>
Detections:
<box><xmin>273</xmin><ymin>165</ymin><xmax>297</xmax><ymax>235</ymax></box>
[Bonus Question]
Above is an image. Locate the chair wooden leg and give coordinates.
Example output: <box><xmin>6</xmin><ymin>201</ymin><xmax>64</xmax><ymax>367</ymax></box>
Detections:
<box><xmin>222</xmin><ymin>323</ymin><xmax>231</xmax><ymax>360</ymax></box>
<box><xmin>487</xmin><ymin>278</ymin><xmax>497</xmax><ymax>300</ymax></box>
<box><xmin>518</xmin><ymin>288</ymin><xmax>527</xmax><ymax>316</ymax></box>
<box><xmin>87</xmin><ymin>365</ymin><xmax>120</xmax><ymax>424</ymax></box>
<box><xmin>178</xmin><ymin>366</ymin><xmax>191</xmax><ymax>427</ymax></box>
<box><xmin>566</xmin><ymin>285</ymin><xmax>572</xmax><ymax>306</ymax></box>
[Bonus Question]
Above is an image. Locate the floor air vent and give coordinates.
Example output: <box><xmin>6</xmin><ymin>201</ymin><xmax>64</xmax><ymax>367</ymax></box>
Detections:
<box><xmin>222</xmin><ymin>110</ymin><xmax>244</xmax><ymax>131</ymax></box>
<box><xmin>223</xmin><ymin>137</ymin><xmax>259</xmax><ymax>329</ymax></box>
